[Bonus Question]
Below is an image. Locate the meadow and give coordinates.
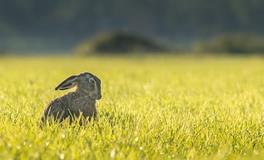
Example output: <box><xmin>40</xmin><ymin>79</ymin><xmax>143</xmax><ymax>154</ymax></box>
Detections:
<box><xmin>0</xmin><ymin>55</ymin><xmax>264</xmax><ymax>159</ymax></box>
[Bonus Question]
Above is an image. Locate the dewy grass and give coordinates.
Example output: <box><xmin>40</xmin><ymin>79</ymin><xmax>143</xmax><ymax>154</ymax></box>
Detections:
<box><xmin>0</xmin><ymin>56</ymin><xmax>264</xmax><ymax>159</ymax></box>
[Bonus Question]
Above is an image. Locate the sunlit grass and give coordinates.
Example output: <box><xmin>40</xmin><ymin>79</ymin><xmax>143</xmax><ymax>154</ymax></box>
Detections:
<box><xmin>0</xmin><ymin>55</ymin><xmax>264</xmax><ymax>159</ymax></box>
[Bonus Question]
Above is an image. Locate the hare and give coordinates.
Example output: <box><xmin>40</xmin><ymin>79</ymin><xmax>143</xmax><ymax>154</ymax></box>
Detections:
<box><xmin>41</xmin><ymin>72</ymin><xmax>102</xmax><ymax>124</ymax></box>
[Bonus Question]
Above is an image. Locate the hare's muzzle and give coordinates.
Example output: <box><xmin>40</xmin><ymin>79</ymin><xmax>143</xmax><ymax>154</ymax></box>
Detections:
<box><xmin>97</xmin><ymin>94</ymin><xmax>102</xmax><ymax>100</ymax></box>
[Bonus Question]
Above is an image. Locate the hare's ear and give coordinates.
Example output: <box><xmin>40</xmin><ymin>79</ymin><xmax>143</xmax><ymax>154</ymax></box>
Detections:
<box><xmin>55</xmin><ymin>75</ymin><xmax>78</xmax><ymax>90</ymax></box>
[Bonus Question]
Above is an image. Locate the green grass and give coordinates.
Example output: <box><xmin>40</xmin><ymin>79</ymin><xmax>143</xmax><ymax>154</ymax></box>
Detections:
<box><xmin>0</xmin><ymin>55</ymin><xmax>264</xmax><ymax>159</ymax></box>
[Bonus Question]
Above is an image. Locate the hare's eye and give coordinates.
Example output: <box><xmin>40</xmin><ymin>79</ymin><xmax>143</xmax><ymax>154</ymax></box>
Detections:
<box><xmin>89</xmin><ymin>78</ymin><xmax>95</xmax><ymax>84</ymax></box>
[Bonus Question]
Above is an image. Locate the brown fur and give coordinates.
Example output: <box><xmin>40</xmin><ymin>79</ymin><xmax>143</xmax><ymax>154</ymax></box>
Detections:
<box><xmin>41</xmin><ymin>72</ymin><xmax>101</xmax><ymax>125</ymax></box>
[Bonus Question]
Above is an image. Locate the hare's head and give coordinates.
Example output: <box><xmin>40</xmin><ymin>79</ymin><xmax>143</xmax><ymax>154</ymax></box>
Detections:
<box><xmin>55</xmin><ymin>72</ymin><xmax>102</xmax><ymax>100</ymax></box>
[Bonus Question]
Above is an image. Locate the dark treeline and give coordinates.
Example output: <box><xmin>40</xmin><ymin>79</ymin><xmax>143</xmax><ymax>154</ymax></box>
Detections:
<box><xmin>0</xmin><ymin>0</ymin><xmax>263</xmax><ymax>52</ymax></box>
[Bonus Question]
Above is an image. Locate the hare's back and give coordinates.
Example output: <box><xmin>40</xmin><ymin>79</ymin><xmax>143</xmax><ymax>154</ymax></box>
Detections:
<box><xmin>43</xmin><ymin>98</ymin><xmax>70</xmax><ymax>121</ymax></box>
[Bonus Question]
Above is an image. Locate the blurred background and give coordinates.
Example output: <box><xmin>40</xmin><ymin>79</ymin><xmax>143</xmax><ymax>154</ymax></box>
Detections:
<box><xmin>0</xmin><ymin>0</ymin><xmax>264</xmax><ymax>55</ymax></box>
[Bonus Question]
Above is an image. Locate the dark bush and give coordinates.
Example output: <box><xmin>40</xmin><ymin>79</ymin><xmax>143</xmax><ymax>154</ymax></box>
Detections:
<box><xmin>194</xmin><ymin>34</ymin><xmax>264</xmax><ymax>54</ymax></box>
<box><xmin>0</xmin><ymin>47</ymin><xmax>7</xmax><ymax>55</ymax></box>
<box><xmin>74</xmin><ymin>31</ymin><xmax>166</xmax><ymax>55</ymax></box>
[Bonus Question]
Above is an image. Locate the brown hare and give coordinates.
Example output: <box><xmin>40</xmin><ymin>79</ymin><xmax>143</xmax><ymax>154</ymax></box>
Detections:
<box><xmin>41</xmin><ymin>72</ymin><xmax>101</xmax><ymax>125</ymax></box>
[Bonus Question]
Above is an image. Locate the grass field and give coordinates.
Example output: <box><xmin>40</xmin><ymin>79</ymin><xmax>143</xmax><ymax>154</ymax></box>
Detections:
<box><xmin>0</xmin><ymin>55</ymin><xmax>264</xmax><ymax>159</ymax></box>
